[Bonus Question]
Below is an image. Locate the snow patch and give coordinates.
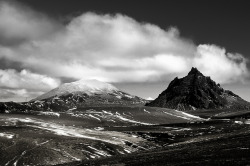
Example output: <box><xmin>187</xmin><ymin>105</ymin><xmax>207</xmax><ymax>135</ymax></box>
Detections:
<box><xmin>94</xmin><ymin>127</ymin><xmax>104</xmax><ymax>131</ymax></box>
<box><xmin>0</xmin><ymin>132</ymin><xmax>14</xmax><ymax>139</ymax></box>
<box><xmin>88</xmin><ymin>146</ymin><xmax>111</xmax><ymax>157</ymax></box>
<box><xmin>235</xmin><ymin>121</ymin><xmax>244</xmax><ymax>124</ymax></box>
<box><xmin>162</xmin><ymin>109</ymin><xmax>203</xmax><ymax>121</ymax></box>
<box><xmin>116</xmin><ymin>95</ymin><xmax>122</xmax><ymax>99</ymax></box>
<box><xmin>2</xmin><ymin>117</ymin><xmax>144</xmax><ymax>145</ymax></box>
<box><xmin>143</xmin><ymin>109</ymin><xmax>150</xmax><ymax>113</ymax></box>
<box><xmin>174</xmin><ymin>110</ymin><xmax>203</xmax><ymax>120</ymax></box>
<box><xmin>38</xmin><ymin>112</ymin><xmax>60</xmax><ymax>117</ymax></box>
<box><xmin>67</xmin><ymin>107</ymin><xmax>77</xmax><ymax>111</ymax></box>
<box><xmin>173</xmin><ymin>128</ymin><xmax>192</xmax><ymax>132</ymax></box>
<box><xmin>124</xmin><ymin>149</ymin><xmax>131</xmax><ymax>153</ymax></box>
<box><xmin>34</xmin><ymin>79</ymin><xmax>119</xmax><ymax>101</ymax></box>
<box><xmin>114</xmin><ymin>114</ymin><xmax>153</xmax><ymax>125</ymax></box>
<box><xmin>102</xmin><ymin>110</ymin><xmax>113</xmax><ymax>115</ymax></box>
<box><xmin>124</xmin><ymin>94</ymin><xmax>133</xmax><ymax>99</ymax></box>
<box><xmin>244</xmin><ymin>120</ymin><xmax>250</xmax><ymax>124</ymax></box>
<box><xmin>88</xmin><ymin>114</ymin><xmax>101</xmax><ymax>121</ymax></box>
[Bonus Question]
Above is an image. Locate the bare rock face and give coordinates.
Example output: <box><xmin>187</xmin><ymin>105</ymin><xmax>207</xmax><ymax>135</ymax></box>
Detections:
<box><xmin>146</xmin><ymin>67</ymin><xmax>250</xmax><ymax>111</ymax></box>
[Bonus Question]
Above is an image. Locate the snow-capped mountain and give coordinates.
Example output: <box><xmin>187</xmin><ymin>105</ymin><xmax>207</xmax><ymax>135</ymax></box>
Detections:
<box><xmin>28</xmin><ymin>79</ymin><xmax>146</xmax><ymax>111</ymax></box>
<box><xmin>33</xmin><ymin>79</ymin><xmax>119</xmax><ymax>101</ymax></box>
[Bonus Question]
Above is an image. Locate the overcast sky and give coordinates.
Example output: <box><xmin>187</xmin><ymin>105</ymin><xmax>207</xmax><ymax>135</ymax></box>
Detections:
<box><xmin>0</xmin><ymin>0</ymin><xmax>250</xmax><ymax>102</ymax></box>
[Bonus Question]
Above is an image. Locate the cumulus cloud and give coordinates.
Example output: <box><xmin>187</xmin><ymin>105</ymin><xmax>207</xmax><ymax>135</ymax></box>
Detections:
<box><xmin>0</xmin><ymin>88</ymin><xmax>44</xmax><ymax>102</ymax></box>
<box><xmin>0</xmin><ymin>69</ymin><xmax>61</xmax><ymax>91</ymax></box>
<box><xmin>0</xmin><ymin>1</ymin><xmax>249</xmax><ymax>101</ymax></box>
<box><xmin>0</xmin><ymin>69</ymin><xmax>60</xmax><ymax>100</ymax></box>
<box><xmin>193</xmin><ymin>44</ymin><xmax>248</xmax><ymax>83</ymax></box>
<box><xmin>1</xmin><ymin>11</ymin><xmax>245</xmax><ymax>83</ymax></box>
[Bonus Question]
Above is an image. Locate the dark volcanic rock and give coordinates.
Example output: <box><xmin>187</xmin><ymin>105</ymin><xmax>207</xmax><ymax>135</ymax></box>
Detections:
<box><xmin>146</xmin><ymin>67</ymin><xmax>250</xmax><ymax>111</ymax></box>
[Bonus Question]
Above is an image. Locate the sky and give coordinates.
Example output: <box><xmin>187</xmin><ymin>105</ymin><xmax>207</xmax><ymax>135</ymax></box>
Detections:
<box><xmin>0</xmin><ymin>0</ymin><xmax>250</xmax><ymax>102</ymax></box>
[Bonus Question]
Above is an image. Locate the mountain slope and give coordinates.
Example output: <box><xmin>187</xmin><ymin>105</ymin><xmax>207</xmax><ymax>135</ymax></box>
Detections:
<box><xmin>33</xmin><ymin>79</ymin><xmax>119</xmax><ymax>101</ymax></box>
<box><xmin>146</xmin><ymin>67</ymin><xmax>250</xmax><ymax>111</ymax></box>
<box><xmin>29</xmin><ymin>79</ymin><xmax>146</xmax><ymax>111</ymax></box>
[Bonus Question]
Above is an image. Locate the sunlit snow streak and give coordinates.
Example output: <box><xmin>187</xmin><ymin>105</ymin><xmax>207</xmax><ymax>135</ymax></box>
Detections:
<box><xmin>38</xmin><ymin>111</ymin><xmax>60</xmax><ymax>117</ymax></box>
<box><xmin>2</xmin><ymin>117</ymin><xmax>144</xmax><ymax>145</ymax></box>
<box><xmin>174</xmin><ymin>110</ymin><xmax>204</xmax><ymax>120</ymax></box>
<box><xmin>161</xmin><ymin>109</ymin><xmax>204</xmax><ymax>120</ymax></box>
<box><xmin>79</xmin><ymin>110</ymin><xmax>154</xmax><ymax>125</ymax></box>
<box><xmin>113</xmin><ymin>114</ymin><xmax>153</xmax><ymax>125</ymax></box>
<box><xmin>88</xmin><ymin>146</ymin><xmax>112</xmax><ymax>157</ymax></box>
<box><xmin>0</xmin><ymin>132</ymin><xmax>14</xmax><ymax>139</ymax></box>
<box><xmin>88</xmin><ymin>114</ymin><xmax>101</xmax><ymax>121</ymax></box>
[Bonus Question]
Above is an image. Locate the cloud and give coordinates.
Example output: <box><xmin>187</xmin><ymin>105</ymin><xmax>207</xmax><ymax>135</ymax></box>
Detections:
<box><xmin>0</xmin><ymin>1</ymin><xmax>249</xmax><ymax>101</ymax></box>
<box><xmin>0</xmin><ymin>88</ymin><xmax>44</xmax><ymax>102</ymax></box>
<box><xmin>0</xmin><ymin>68</ymin><xmax>60</xmax><ymax>101</ymax></box>
<box><xmin>0</xmin><ymin>0</ymin><xmax>62</xmax><ymax>46</ymax></box>
<box><xmin>146</xmin><ymin>97</ymin><xmax>154</xmax><ymax>100</ymax></box>
<box><xmin>0</xmin><ymin>69</ymin><xmax>61</xmax><ymax>91</ymax></box>
<box><xmin>0</xmin><ymin>57</ymin><xmax>23</xmax><ymax>71</ymax></box>
<box><xmin>193</xmin><ymin>44</ymin><xmax>249</xmax><ymax>83</ymax></box>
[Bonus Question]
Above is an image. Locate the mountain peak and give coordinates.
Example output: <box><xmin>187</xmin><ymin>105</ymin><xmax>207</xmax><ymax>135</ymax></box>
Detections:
<box><xmin>33</xmin><ymin>79</ymin><xmax>119</xmax><ymax>101</ymax></box>
<box><xmin>146</xmin><ymin>68</ymin><xmax>250</xmax><ymax>111</ymax></box>
<box><xmin>188</xmin><ymin>67</ymin><xmax>203</xmax><ymax>76</ymax></box>
<box><xmin>71</xmin><ymin>79</ymin><xmax>119</xmax><ymax>92</ymax></box>
<box><xmin>31</xmin><ymin>78</ymin><xmax>146</xmax><ymax>110</ymax></box>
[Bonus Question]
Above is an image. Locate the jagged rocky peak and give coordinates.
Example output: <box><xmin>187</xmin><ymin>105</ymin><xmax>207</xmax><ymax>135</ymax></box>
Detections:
<box><xmin>188</xmin><ymin>67</ymin><xmax>203</xmax><ymax>76</ymax></box>
<box><xmin>146</xmin><ymin>67</ymin><xmax>250</xmax><ymax>111</ymax></box>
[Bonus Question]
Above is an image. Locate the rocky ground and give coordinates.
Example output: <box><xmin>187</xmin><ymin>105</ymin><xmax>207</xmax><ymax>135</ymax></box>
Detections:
<box><xmin>73</xmin><ymin>120</ymin><xmax>250</xmax><ymax>166</ymax></box>
<box><xmin>0</xmin><ymin>106</ymin><xmax>201</xmax><ymax>166</ymax></box>
<box><xmin>1</xmin><ymin>107</ymin><xmax>250</xmax><ymax>166</ymax></box>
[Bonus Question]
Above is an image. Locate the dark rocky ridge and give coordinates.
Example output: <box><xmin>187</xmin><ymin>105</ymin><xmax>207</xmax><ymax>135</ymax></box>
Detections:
<box><xmin>146</xmin><ymin>67</ymin><xmax>250</xmax><ymax>111</ymax></box>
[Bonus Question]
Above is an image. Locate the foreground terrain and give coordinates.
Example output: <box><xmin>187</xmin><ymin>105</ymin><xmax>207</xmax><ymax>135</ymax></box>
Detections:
<box><xmin>76</xmin><ymin>120</ymin><xmax>250</xmax><ymax>166</ymax></box>
<box><xmin>0</xmin><ymin>106</ymin><xmax>250</xmax><ymax>165</ymax></box>
<box><xmin>0</xmin><ymin>106</ymin><xmax>201</xmax><ymax>166</ymax></box>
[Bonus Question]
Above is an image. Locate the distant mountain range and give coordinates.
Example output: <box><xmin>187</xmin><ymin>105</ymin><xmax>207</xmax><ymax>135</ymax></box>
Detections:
<box><xmin>1</xmin><ymin>68</ymin><xmax>250</xmax><ymax>113</ymax></box>
<box><xmin>146</xmin><ymin>67</ymin><xmax>250</xmax><ymax>111</ymax></box>
<box><xmin>0</xmin><ymin>79</ymin><xmax>146</xmax><ymax>113</ymax></box>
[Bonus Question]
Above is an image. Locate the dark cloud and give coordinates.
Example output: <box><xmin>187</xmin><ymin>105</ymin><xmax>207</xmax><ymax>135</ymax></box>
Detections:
<box><xmin>247</xmin><ymin>60</ymin><xmax>250</xmax><ymax>72</ymax></box>
<box><xmin>0</xmin><ymin>57</ymin><xmax>24</xmax><ymax>71</ymax></box>
<box><xmin>0</xmin><ymin>36</ymin><xmax>28</xmax><ymax>47</ymax></box>
<box><xmin>59</xmin><ymin>77</ymin><xmax>78</xmax><ymax>84</ymax></box>
<box><xmin>0</xmin><ymin>0</ymin><xmax>63</xmax><ymax>46</ymax></box>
